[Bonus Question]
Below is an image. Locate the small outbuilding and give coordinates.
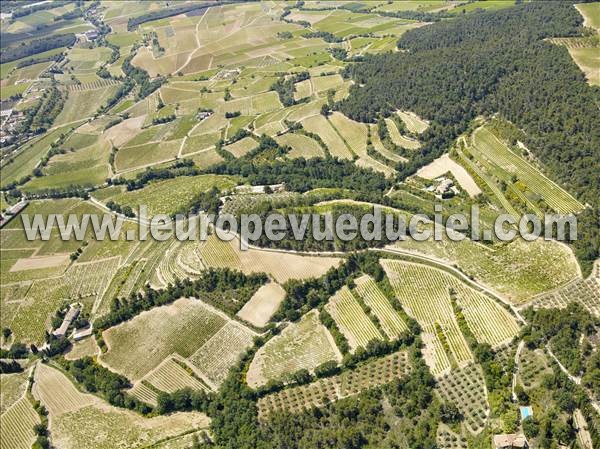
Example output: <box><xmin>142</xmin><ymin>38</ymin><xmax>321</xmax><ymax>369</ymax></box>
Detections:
<box><xmin>493</xmin><ymin>434</ymin><xmax>529</xmax><ymax>449</ymax></box>
<box><xmin>73</xmin><ymin>326</ymin><xmax>93</xmax><ymax>341</ymax></box>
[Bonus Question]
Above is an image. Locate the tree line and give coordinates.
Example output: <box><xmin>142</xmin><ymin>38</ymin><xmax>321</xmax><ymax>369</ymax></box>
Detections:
<box><xmin>93</xmin><ymin>268</ymin><xmax>267</xmax><ymax>347</ymax></box>
<box><xmin>0</xmin><ymin>33</ymin><xmax>76</xmax><ymax>64</ymax></box>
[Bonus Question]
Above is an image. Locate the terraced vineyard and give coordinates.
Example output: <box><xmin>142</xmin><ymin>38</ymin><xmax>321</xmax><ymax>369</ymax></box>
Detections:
<box><xmin>527</xmin><ymin>261</ymin><xmax>600</xmax><ymax>317</ymax></box>
<box><xmin>326</xmin><ymin>286</ymin><xmax>383</xmax><ymax>351</ymax></box>
<box><xmin>301</xmin><ymin>114</ymin><xmax>353</xmax><ymax>159</ymax></box>
<box><xmin>396</xmin><ymin>110</ymin><xmax>429</xmax><ymax>134</ymax></box>
<box><xmin>370</xmin><ymin>124</ymin><xmax>406</xmax><ymax>163</ymax></box>
<box><xmin>68</xmin><ymin>79</ymin><xmax>121</xmax><ymax>91</ymax></box>
<box><xmin>258</xmin><ymin>351</ymin><xmax>411</xmax><ymax>419</ymax></box>
<box><xmin>33</xmin><ymin>363</ymin><xmax>95</xmax><ymax>416</ymax></box>
<box><xmin>136</xmin><ymin>240</ymin><xmax>173</xmax><ymax>289</ymax></box>
<box><xmin>0</xmin><ymin>367</ymin><xmax>30</xmax><ymax>414</ymax></box>
<box><xmin>385</xmin><ymin>118</ymin><xmax>420</xmax><ymax>150</ymax></box>
<box><xmin>101</xmin><ymin>298</ymin><xmax>227</xmax><ymax>381</ymax></box>
<box><xmin>353</xmin><ymin>275</ymin><xmax>408</xmax><ymax>339</ymax></box>
<box><xmin>328</xmin><ymin>112</ymin><xmax>393</xmax><ymax>177</ymax></box>
<box><xmin>220</xmin><ymin>192</ymin><xmax>301</xmax><ymax>215</ymax></box>
<box><xmin>8</xmin><ymin>277</ymin><xmax>69</xmax><ymax>344</ymax></box>
<box><xmin>188</xmin><ymin>321</ymin><xmax>256</xmax><ymax>388</ymax></box>
<box><xmin>177</xmin><ymin>241</ymin><xmax>204</xmax><ymax>275</ymax></box>
<box><xmin>111</xmin><ymin>175</ymin><xmax>237</xmax><ymax>217</ymax></box>
<box><xmin>455</xmin><ymin>289</ymin><xmax>521</xmax><ymax>346</ymax></box>
<box><xmin>470</xmin><ymin>126</ymin><xmax>584</xmax><ymax>214</ymax></box>
<box><xmin>129</xmin><ymin>382</ymin><xmax>159</xmax><ymax>407</ymax></box>
<box><xmin>247</xmin><ymin>311</ymin><xmax>342</xmax><ymax>388</ymax></box>
<box><xmin>436</xmin><ymin>363</ymin><xmax>489</xmax><ymax>435</ymax></box>
<box><xmin>157</xmin><ymin>241</ymin><xmax>202</xmax><ymax>286</ymax></box>
<box><xmin>150</xmin><ymin>357</ymin><xmax>208</xmax><ymax>392</ymax></box>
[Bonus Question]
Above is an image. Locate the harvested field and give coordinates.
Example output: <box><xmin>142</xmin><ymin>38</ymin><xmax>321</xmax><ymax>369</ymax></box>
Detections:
<box><xmin>576</xmin><ymin>3</ymin><xmax>600</xmax><ymax>31</ymax></box>
<box><xmin>190</xmin><ymin>148</ymin><xmax>224</xmax><ymax>168</ymax></box>
<box><xmin>9</xmin><ymin>254</ymin><xmax>70</xmax><ymax>272</ymax></box>
<box><xmin>198</xmin><ymin>234</ymin><xmax>341</xmax><ymax>283</ymax></box>
<box><xmin>415</xmin><ymin>154</ymin><xmax>482</xmax><ymax>197</ymax></box>
<box><xmin>64</xmin><ymin>337</ymin><xmax>99</xmax><ymax>360</ymax></box>
<box><xmin>236</xmin><ymin>282</ymin><xmax>286</xmax><ymax>327</ymax></box>
<box><xmin>102</xmin><ymin>115</ymin><xmax>146</xmax><ymax>148</ymax></box>
<box><xmin>247</xmin><ymin>310</ymin><xmax>342</xmax><ymax>388</ymax></box>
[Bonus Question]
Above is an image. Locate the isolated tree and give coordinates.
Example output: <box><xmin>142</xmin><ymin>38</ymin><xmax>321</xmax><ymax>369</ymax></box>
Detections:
<box><xmin>2</xmin><ymin>328</ymin><xmax>11</xmax><ymax>340</ymax></box>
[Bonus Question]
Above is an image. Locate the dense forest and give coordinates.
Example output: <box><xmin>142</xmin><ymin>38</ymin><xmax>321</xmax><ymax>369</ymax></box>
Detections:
<box><xmin>0</xmin><ymin>33</ymin><xmax>76</xmax><ymax>63</ymax></box>
<box><xmin>210</xmin><ymin>136</ymin><xmax>390</xmax><ymax>194</ymax></box>
<box><xmin>339</xmin><ymin>2</ymin><xmax>600</xmax><ymax>273</ymax></box>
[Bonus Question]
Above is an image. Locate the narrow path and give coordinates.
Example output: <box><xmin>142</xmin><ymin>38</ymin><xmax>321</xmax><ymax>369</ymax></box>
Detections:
<box><xmin>545</xmin><ymin>346</ymin><xmax>599</xmax><ymax>413</ymax></box>
<box><xmin>175</xmin><ymin>7</ymin><xmax>210</xmax><ymax>74</ymax></box>
<box><xmin>112</xmin><ymin>156</ymin><xmax>178</xmax><ymax>178</ymax></box>
<box><xmin>511</xmin><ymin>340</ymin><xmax>525</xmax><ymax>402</ymax></box>
<box><xmin>574</xmin><ymin>409</ymin><xmax>594</xmax><ymax>449</ymax></box>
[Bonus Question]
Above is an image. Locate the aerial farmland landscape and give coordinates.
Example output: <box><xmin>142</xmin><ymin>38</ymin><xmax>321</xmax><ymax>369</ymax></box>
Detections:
<box><xmin>0</xmin><ymin>1</ymin><xmax>599</xmax><ymax>448</ymax></box>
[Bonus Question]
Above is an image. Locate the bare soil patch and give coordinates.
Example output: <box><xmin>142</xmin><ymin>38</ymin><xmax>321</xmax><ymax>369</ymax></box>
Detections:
<box><xmin>236</xmin><ymin>282</ymin><xmax>286</xmax><ymax>327</ymax></box>
<box><xmin>9</xmin><ymin>254</ymin><xmax>70</xmax><ymax>272</ymax></box>
<box><xmin>415</xmin><ymin>153</ymin><xmax>482</xmax><ymax>197</ymax></box>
